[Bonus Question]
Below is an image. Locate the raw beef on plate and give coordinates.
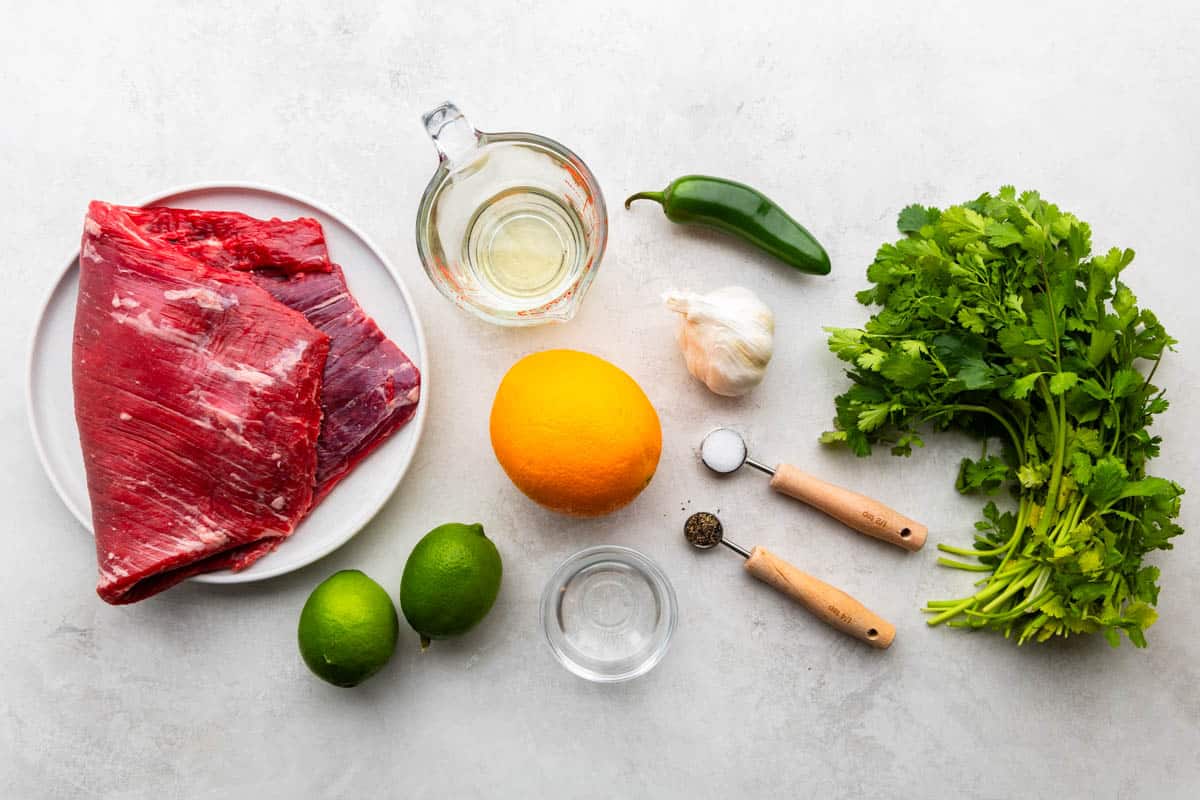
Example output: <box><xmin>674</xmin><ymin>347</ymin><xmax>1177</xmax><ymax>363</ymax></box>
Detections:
<box><xmin>120</xmin><ymin>206</ymin><xmax>423</xmax><ymax>504</ymax></box>
<box><xmin>73</xmin><ymin>201</ymin><xmax>423</xmax><ymax>604</ymax></box>
<box><xmin>75</xmin><ymin>202</ymin><xmax>330</xmax><ymax>604</ymax></box>
<box><xmin>123</xmin><ymin>205</ymin><xmax>332</xmax><ymax>273</ymax></box>
<box><xmin>251</xmin><ymin>264</ymin><xmax>421</xmax><ymax>503</ymax></box>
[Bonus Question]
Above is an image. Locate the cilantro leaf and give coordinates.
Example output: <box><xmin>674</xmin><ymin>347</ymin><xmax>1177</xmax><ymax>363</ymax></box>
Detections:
<box><xmin>986</xmin><ymin>221</ymin><xmax>1024</xmax><ymax>248</ymax></box>
<box><xmin>1004</xmin><ymin>372</ymin><xmax>1043</xmax><ymax>400</ymax></box>
<box><xmin>856</xmin><ymin>402</ymin><xmax>897</xmax><ymax>432</ymax></box>
<box><xmin>825</xmin><ymin>327</ymin><xmax>866</xmax><ymax>361</ymax></box>
<box><xmin>1049</xmin><ymin>372</ymin><xmax>1079</xmax><ymax>395</ymax></box>
<box><xmin>897</xmin><ymin>204</ymin><xmax>940</xmax><ymax>234</ymax></box>
<box><xmin>955</xmin><ymin>455</ymin><xmax>1010</xmax><ymax>494</ymax></box>
<box><xmin>879</xmin><ymin>352</ymin><xmax>933</xmax><ymax>388</ymax></box>
<box><xmin>1109</xmin><ymin>368</ymin><xmax>1143</xmax><ymax>398</ymax></box>
<box><xmin>1086</xmin><ymin>456</ymin><xmax>1129</xmax><ymax>507</ymax></box>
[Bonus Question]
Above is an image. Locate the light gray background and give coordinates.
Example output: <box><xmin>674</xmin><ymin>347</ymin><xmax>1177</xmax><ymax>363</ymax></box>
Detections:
<box><xmin>3</xmin><ymin>2</ymin><xmax>1198</xmax><ymax>798</ymax></box>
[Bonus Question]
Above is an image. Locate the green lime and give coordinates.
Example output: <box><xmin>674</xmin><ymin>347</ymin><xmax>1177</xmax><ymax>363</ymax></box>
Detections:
<box><xmin>297</xmin><ymin>569</ymin><xmax>399</xmax><ymax>687</ymax></box>
<box><xmin>400</xmin><ymin>523</ymin><xmax>503</xmax><ymax>648</ymax></box>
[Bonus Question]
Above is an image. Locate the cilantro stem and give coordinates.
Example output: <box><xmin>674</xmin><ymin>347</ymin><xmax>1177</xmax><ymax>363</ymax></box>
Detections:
<box><xmin>926</xmin><ymin>597</ymin><xmax>977</xmax><ymax>626</ymax></box>
<box><xmin>1030</xmin><ymin>394</ymin><xmax>1069</xmax><ymax>545</ymax></box>
<box><xmin>1037</xmin><ymin>245</ymin><xmax>1063</xmax><ymax>365</ymax></box>
<box><xmin>989</xmin><ymin>499</ymin><xmax>1032</xmax><ymax>576</ymax></box>
<box><xmin>1144</xmin><ymin>351</ymin><xmax>1163</xmax><ymax>385</ymax></box>
<box><xmin>981</xmin><ymin>566</ymin><xmax>1039</xmax><ymax>613</ymax></box>
<box><xmin>936</xmin><ymin>557</ymin><xmax>993</xmax><ymax>572</ymax></box>
<box><xmin>938</xmin><ymin>499</ymin><xmax>1028</xmax><ymax>558</ymax></box>
<box><xmin>938</xmin><ymin>543</ymin><xmax>1005</xmax><ymax>557</ymax></box>
<box><xmin>1108</xmin><ymin>401</ymin><xmax>1122</xmax><ymax>456</ymax></box>
<box><xmin>926</xmin><ymin>578</ymin><xmax>1009</xmax><ymax>626</ymax></box>
<box><xmin>1018</xmin><ymin>614</ymin><xmax>1050</xmax><ymax>644</ymax></box>
<box><xmin>924</xmin><ymin>404</ymin><xmax>1025</xmax><ymax>462</ymax></box>
<box><xmin>1037</xmin><ymin>377</ymin><xmax>1060</xmax><ymax>442</ymax></box>
<box><xmin>1051</xmin><ymin>496</ymin><xmax>1087</xmax><ymax>546</ymax></box>
<box><xmin>966</xmin><ymin>588</ymin><xmax>1055</xmax><ymax>621</ymax></box>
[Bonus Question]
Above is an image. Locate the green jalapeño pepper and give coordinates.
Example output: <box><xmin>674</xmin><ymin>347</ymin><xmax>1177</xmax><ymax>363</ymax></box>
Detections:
<box><xmin>625</xmin><ymin>175</ymin><xmax>831</xmax><ymax>275</ymax></box>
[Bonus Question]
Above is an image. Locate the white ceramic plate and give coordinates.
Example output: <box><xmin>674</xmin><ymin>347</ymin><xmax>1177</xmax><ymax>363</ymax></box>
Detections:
<box><xmin>27</xmin><ymin>183</ymin><xmax>429</xmax><ymax>584</ymax></box>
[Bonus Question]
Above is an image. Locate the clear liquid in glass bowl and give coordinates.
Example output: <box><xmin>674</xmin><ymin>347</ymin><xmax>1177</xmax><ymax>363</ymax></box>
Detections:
<box><xmin>541</xmin><ymin>545</ymin><xmax>677</xmax><ymax>683</ymax></box>
<box><xmin>462</xmin><ymin>184</ymin><xmax>588</xmax><ymax>304</ymax></box>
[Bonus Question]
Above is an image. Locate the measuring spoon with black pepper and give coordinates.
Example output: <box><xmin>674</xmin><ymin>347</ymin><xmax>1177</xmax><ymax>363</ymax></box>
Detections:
<box><xmin>684</xmin><ymin>512</ymin><xmax>895</xmax><ymax>649</ymax></box>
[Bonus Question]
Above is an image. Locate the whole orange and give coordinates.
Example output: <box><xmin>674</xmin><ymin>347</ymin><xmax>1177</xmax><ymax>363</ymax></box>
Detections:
<box><xmin>490</xmin><ymin>350</ymin><xmax>662</xmax><ymax>517</ymax></box>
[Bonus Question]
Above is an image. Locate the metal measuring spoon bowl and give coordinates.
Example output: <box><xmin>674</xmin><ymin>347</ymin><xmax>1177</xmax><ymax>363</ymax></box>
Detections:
<box><xmin>684</xmin><ymin>512</ymin><xmax>751</xmax><ymax>558</ymax></box>
<box><xmin>684</xmin><ymin>511</ymin><xmax>723</xmax><ymax>547</ymax></box>
<box><xmin>699</xmin><ymin>428</ymin><xmax>773</xmax><ymax>475</ymax></box>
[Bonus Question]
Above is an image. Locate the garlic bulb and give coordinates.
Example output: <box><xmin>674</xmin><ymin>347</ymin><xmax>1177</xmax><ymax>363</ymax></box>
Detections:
<box><xmin>663</xmin><ymin>286</ymin><xmax>775</xmax><ymax>397</ymax></box>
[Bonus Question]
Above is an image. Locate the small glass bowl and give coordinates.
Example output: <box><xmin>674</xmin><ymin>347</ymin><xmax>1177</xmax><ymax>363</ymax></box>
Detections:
<box><xmin>541</xmin><ymin>545</ymin><xmax>677</xmax><ymax>683</ymax></box>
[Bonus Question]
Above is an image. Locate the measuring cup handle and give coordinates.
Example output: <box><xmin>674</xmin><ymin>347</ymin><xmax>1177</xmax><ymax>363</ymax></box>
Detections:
<box><xmin>769</xmin><ymin>463</ymin><xmax>928</xmax><ymax>551</ymax></box>
<box><xmin>744</xmin><ymin>546</ymin><xmax>895</xmax><ymax>649</ymax></box>
<box><xmin>421</xmin><ymin>101</ymin><xmax>480</xmax><ymax>167</ymax></box>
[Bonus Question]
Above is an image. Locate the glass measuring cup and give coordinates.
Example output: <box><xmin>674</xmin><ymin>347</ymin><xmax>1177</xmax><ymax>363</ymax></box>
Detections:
<box><xmin>415</xmin><ymin>102</ymin><xmax>607</xmax><ymax>326</ymax></box>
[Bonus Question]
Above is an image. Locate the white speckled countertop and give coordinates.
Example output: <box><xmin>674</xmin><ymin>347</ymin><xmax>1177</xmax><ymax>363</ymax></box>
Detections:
<box><xmin>3</xmin><ymin>2</ymin><xmax>1198</xmax><ymax>797</ymax></box>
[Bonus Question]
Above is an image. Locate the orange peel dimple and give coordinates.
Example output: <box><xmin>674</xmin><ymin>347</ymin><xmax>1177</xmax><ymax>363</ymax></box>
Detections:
<box><xmin>489</xmin><ymin>349</ymin><xmax>662</xmax><ymax>517</ymax></box>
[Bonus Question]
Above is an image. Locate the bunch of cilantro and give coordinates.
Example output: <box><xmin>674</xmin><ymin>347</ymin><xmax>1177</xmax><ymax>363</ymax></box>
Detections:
<box><xmin>823</xmin><ymin>187</ymin><xmax>1183</xmax><ymax>647</ymax></box>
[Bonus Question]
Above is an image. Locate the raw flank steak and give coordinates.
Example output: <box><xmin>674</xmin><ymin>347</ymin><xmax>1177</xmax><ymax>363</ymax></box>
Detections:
<box><xmin>123</xmin><ymin>205</ymin><xmax>332</xmax><ymax>274</ymax></box>
<box><xmin>73</xmin><ymin>201</ymin><xmax>422</xmax><ymax>603</ymax></box>
<box><xmin>251</xmin><ymin>264</ymin><xmax>421</xmax><ymax>503</ymax></box>
<box><xmin>119</xmin><ymin>205</ymin><xmax>422</xmax><ymax>505</ymax></box>
<box><xmin>74</xmin><ymin>202</ymin><xmax>330</xmax><ymax>604</ymax></box>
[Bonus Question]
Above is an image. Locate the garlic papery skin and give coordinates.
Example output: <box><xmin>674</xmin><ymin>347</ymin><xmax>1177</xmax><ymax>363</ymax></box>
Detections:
<box><xmin>663</xmin><ymin>286</ymin><xmax>775</xmax><ymax>397</ymax></box>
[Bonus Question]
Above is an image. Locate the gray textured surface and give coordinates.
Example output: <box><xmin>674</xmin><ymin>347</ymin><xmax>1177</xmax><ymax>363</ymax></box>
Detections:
<box><xmin>3</xmin><ymin>2</ymin><xmax>1199</xmax><ymax>798</ymax></box>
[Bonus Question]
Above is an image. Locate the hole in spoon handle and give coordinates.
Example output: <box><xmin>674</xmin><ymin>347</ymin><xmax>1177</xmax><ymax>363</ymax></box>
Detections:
<box><xmin>768</xmin><ymin>463</ymin><xmax>928</xmax><ymax>551</ymax></box>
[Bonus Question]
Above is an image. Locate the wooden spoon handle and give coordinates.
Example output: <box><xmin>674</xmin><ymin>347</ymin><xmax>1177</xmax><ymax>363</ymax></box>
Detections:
<box><xmin>744</xmin><ymin>546</ymin><xmax>895</xmax><ymax>649</ymax></box>
<box><xmin>768</xmin><ymin>463</ymin><xmax>927</xmax><ymax>551</ymax></box>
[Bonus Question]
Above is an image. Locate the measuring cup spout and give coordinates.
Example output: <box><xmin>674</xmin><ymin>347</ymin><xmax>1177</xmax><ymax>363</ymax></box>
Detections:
<box><xmin>421</xmin><ymin>101</ymin><xmax>480</xmax><ymax>168</ymax></box>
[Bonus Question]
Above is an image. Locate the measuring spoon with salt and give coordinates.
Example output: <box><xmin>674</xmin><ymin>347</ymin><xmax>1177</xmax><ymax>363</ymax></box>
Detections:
<box><xmin>684</xmin><ymin>512</ymin><xmax>895</xmax><ymax>648</ymax></box>
<box><xmin>699</xmin><ymin>427</ymin><xmax>927</xmax><ymax>551</ymax></box>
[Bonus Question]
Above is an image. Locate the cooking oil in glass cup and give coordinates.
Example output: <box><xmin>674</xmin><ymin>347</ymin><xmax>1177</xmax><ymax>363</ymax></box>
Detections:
<box><xmin>464</xmin><ymin>185</ymin><xmax>586</xmax><ymax>300</ymax></box>
<box><xmin>416</xmin><ymin>102</ymin><xmax>606</xmax><ymax>326</ymax></box>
